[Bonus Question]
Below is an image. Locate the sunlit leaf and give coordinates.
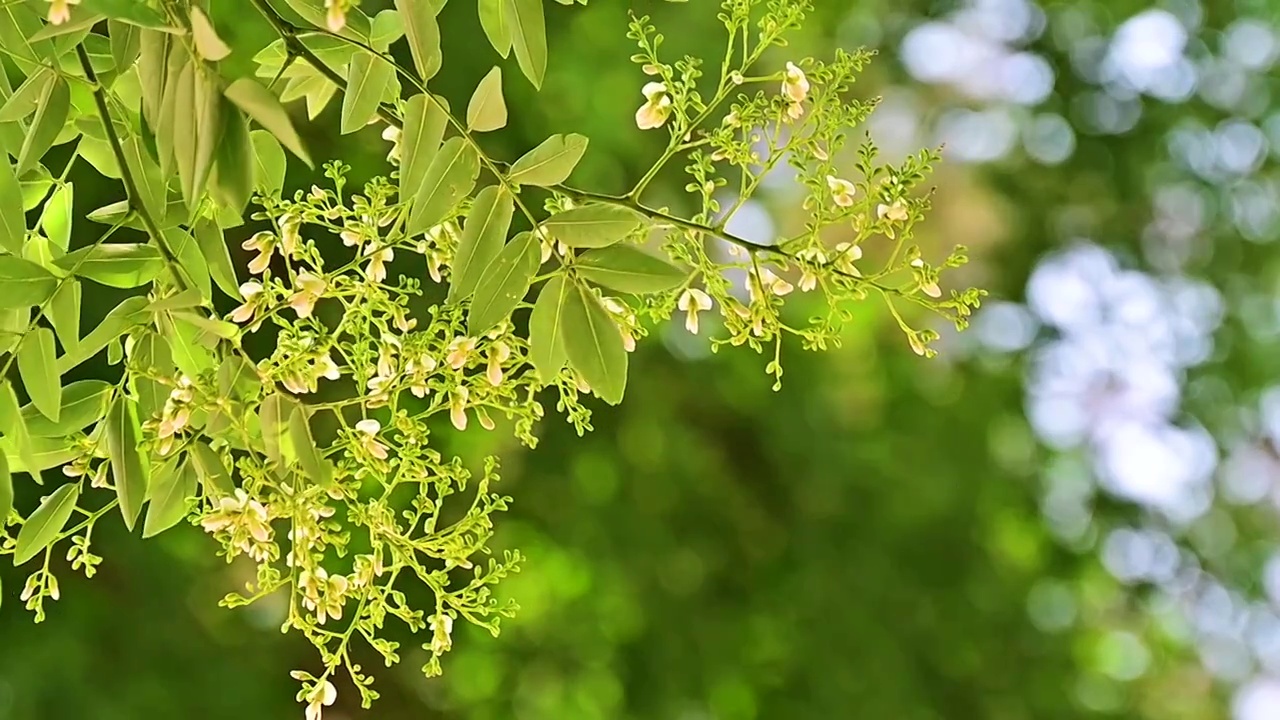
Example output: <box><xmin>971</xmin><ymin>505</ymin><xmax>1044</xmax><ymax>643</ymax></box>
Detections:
<box><xmin>137</xmin><ymin>29</ymin><xmax>170</xmax><ymax>126</ymax></box>
<box><xmin>193</xmin><ymin>218</ymin><xmax>241</xmax><ymax>300</ymax></box>
<box><xmin>165</xmin><ymin>313</ymin><xmax>217</xmax><ymax>379</ymax></box>
<box><xmin>542</xmin><ymin>204</ymin><xmax>645</xmax><ymax>248</ymax></box>
<box><xmin>467</xmin><ymin>232</ymin><xmax>539</xmax><ymax>336</ymax></box>
<box><xmin>508</xmin><ymin>133</ymin><xmax>588</xmax><ymax>186</ymax></box>
<box><xmin>478</xmin><ymin>0</ymin><xmax>511</xmax><ymax>58</ymax></box>
<box><xmin>561</xmin><ymin>279</ymin><xmax>628</xmax><ymax>405</ymax></box>
<box><xmin>143</xmin><ymin>457</ymin><xmax>196</xmax><ymax>538</ymax></box>
<box><xmin>276</xmin><ymin>0</ymin><xmax>371</xmax><ymax>40</ymax></box>
<box><xmin>17</xmin><ymin>74</ymin><xmax>69</xmax><ymax>174</ymax></box>
<box><xmin>165</xmin><ymin>227</ymin><xmax>213</xmax><ymax>303</ymax></box>
<box><xmin>0</xmin><ymin>69</ymin><xmax>52</xmax><ymax>123</ymax></box>
<box><xmin>251</xmin><ymin>129</ymin><xmax>287</xmax><ymax>196</ymax></box>
<box><xmin>399</xmin><ymin>94</ymin><xmax>447</xmax><ymax>200</ymax></box>
<box><xmin>370</xmin><ymin>9</ymin><xmax>405</xmax><ymax>51</ymax></box>
<box><xmin>407</xmin><ymin>137</ymin><xmax>478</xmax><ymax>237</ymax></box>
<box><xmin>12</xmin><ymin>483</ymin><xmax>78</xmax><ymax>565</ymax></box>
<box><xmin>209</xmin><ymin>109</ymin><xmax>255</xmax><ymax>218</ymax></box>
<box><xmin>528</xmin><ymin>274</ymin><xmax>570</xmax><ymax>382</ymax></box>
<box><xmin>341</xmin><ymin>51</ymin><xmax>395</xmax><ymax>134</ymax></box>
<box><xmin>82</xmin><ymin>0</ymin><xmax>171</xmax><ymax>28</ymax></box>
<box><xmin>190</xmin><ymin>6</ymin><xmax>231</xmax><ymax>61</ymax></box>
<box><xmin>191</xmin><ymin>441</ymin><xmax>234</xmax><ymax>497</ymax></box>
<box><xmin>0</xmin><ymin>157</ymin><xmax>25</xmax><ymax>253</ymax></box>
<box><xmin>505</xmin><ymin>0</ymin><xmax>546</xmax><ymax>89</ymax></box>
<box><xmin>395</xmin><ymin>0</ymin><xmax>441</xmax><ymax>81</ymax></box>
<box><xmin>106</xmin><ymin>394</ymin><xmax>149</xmax><ymax>531</ymax></box>
<box><xmin>0</xmin><ymin>256</ymin><xmax>58</xmax><ymax>308</ymax></box>
<box><xmin>108</xmin><ymin>19</ymin><xmax>141</xmax><ymax>70</ymax></box>
<box><xmin>57</xmin><ymin>296</ymin><xmax>149</xmax><ymax>373</ymax></box>
<box><xmin>39</xmin><ymin>182</ymin><xmax>72</xmax><ymax>251</ymax></box>
<box><xmin>0</xmin><ymin>381</ymin><xmax>37</xmax><ymax>479</ymax></box>
<box><xmin>18</xmin><ymin>328</ymin><xmax>60</xmax><ymax>423</ymax></box>
<box><xmin>0</xmin><ymin>2</ymin><xmax>55</xmax><ymax>75</ymax></box>
<box><xmin>466</xmin><ymin>66</ymin><xmax>507</xmax><ymax>132</ymax></box>
<box><xmin>0</xmin><ymin>454</ymin><xmax>11</xmax><ymax>525</ymax></box>
<box><xmin>449</xmin><ymin>185</ymin><xmax>514</xmax><ymax>302</ymax></box>
<box><xmin>289</xmin><ymin>405</ymin><xmax>332</xmax><ymax>488</ymax></box>
<box><xmin>259</xmin><ymin>393</ymin><xmax>295</xmax><ymax>468</ymax></box>
<box><xmin>224</xmin><ymin>77</ymin><xmax>312</xmax><ymax>166</ymax></box>
<box><xmin>47</xmin><ymin>279</ymin><xmax>80</xmax><ymax>351</ymax></box>
<box><xmin>575</xmin><ymin>245</ymin><xmax>686</xmax><ymax>294</ymax></box>
<box><xmin>20</xmin><ymin>380</ymin><xmax>111</xmax><ymax>437</ymax></box>
<box><xmin>54</xmin><ymin>244</ymin><xmax>164</xmax><ymax>288</ymax></box>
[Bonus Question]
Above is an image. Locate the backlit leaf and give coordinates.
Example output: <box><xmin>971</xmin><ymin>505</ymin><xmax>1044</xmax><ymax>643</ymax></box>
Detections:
<box><xmin>561</xmin><ymin>280</ymin><xmax>628</xmax><ymax>405</ymax></box>
<box><xmin>449</xmin><ymin>185</ymin><xmax>514</xmax><ymax>302</ymax></box>
<box><xmin>108</xmin><ymin>19</ymin><xmax>141</xmax><ymax>70</ymax></box>
<box><xmin>289</xmin><ymin>405</ymin><xmax>332</xmax><ymax>488</ymax></box>
<box><xmin>0</xmin><ymin>69</ymin><xmax>52</xmax><ymax>123</ymax></box>
<box><xmin>12</xmin><ymin>483</ymin><xmax>78</xmax><ymax>565</ymax></box>
<box><xmin>542</xmin><ymin>204</ymin><xmax>645</xmax><ymax>248</ymax></box>
<box><xmin>251</xmin><ymin>129</ymin><xmax>287</xmax><ymax>195</ymax></box>
<box><xmin>0</xmin><ymin>454</ymin><xmax>10</xmax><ymax>525</ymax></box>
<box><xmin>209</xmin><ymin>109</ymin><xmax>255</xmax><ymax>218</ymax></box>
<box><xmin>194</xmin><ymin>218</ymin><xmax>240</xmax><ymax>299</ymax></box>
<box><xmin>57</xmin><ymin>296</ymin><xmax>149</xmax><ymax>373</ymax></box>
<box><xmin>478</xmin><ymin>0</ymin><xmax>510</xmax><ymax>58</ymax></box>
<box><xmin>224</xmin><ymin>77</ymin><xmax>312</xmax><ymax>166</ymax></box>
<box><xmin>505</xmin><ymin>0</ymin><xmax>546</xmax><ymax>89</ymax></box>
<box><xmin>341</xmin><ymin>51</ymin><xmax>395</xmax><ymax>134</ymax></box>
<box><xmin>0</xmin><ymin>256</ymin><xmax>58</xmax><ymax>308</ymax></box>
<box><xmin>47</xmin><ymin>279</ymin><xmax>80</xmax><ymax>350</ymax></box>
<box><xmin>0</xmin><ymin>381</ymin><xmax>37</xmax><ymax>478</ymax></box>
<box><xmin>0</xmin><ymin>157</ymin><xmax>24</xmax><ymax>253</ymax></box>
<box><xmin>39</xmin><ymin>182</ymin><xmax>72</xmax><ymax>251</ymax></box>
<box><xmin>508</xmin><ymin>133</ymin><xmax>588</xmax><ymax>186</ymax></box>
<box><xmin>407</xmin><ymin>137</ymin><xmax>478</xmax><ymax>237</ymax></box>
<box><xmin>55</xmin><ymin>244</ymin><xmax>164</xmax><ymax>288</ymax></box>
<box><xmin>259</xmin><ymin>393</ymin><xmax>294</xmax><ymax>468</ymax></box>
<box><xmin>399</xmin><ymin>94</ymin><xmax>447</xmax><ymax>200</ymax></box>
<box><xmin>17</xmin><ymin>74</ymin><xmax>69</xmax><ymax>175</ymax></box>
<box><xmin>467</xmin><ymin>66</ymin><xmax>507</xmax><ymax>132</ymax></box>
<box><xmin>370</xmin><ymin>9</ymin><xmax>405</xmax><ymax>51</ymax></box>
<box><xmin>106</xmin><ymin>394</ymin><xmax>149</xmax><ymax>531</ymax></box>
<box><xmin>395</xmin><ymin>0</ymin><xmax>441</xmax><ymax>81</ymax></box>
<box><xmin>143</xmin><ymin>457</ymin><xmax>196</xmax><ymax>538</ymax></box>
<box><xmin>575</xmin><ymin>245</ymin><xmax>686</xmax><ymax>294</ymax></box>
<box><xmin>191</xmin><ymin>441</ymin><xmax>234</xmax><ymax>497</ymax></box>
<box><xmin>528</xmin><ymin>274</ymin><xmax>570</xmax><ymax>382</ymax></box>
<box><xmin>467</xmin><ymin>232</ymin><xmax>539</xmax><ymax>336</ymax></box>
<box><xmin>20</xmin><ymin>380</ymin><xmax>111</xmax><ymax>437</ymax></box>
<box><xmin>190</xmin><ymin>6</ymin><xmax>231</xmax><ymax>61</ymax></box>
<box><xmin>18</xmin><ymin>328</ymin><xmax>59</xmax><ymax>422</ymax></box>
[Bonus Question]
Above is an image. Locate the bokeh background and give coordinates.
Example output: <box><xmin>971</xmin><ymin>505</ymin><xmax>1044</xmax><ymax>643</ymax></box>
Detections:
<box><xmin>4</xmin><ymin>0</ymin><xmax>1280</xmax><ymax>718</ymax></box>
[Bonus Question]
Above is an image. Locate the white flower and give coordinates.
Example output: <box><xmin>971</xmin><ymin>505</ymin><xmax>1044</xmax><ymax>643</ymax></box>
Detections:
<box><xmin>785</xmin><ymin>101</ymin><xmax>805</xmax><ymax>122</ymax></box>
<box><xmin>635</xmin><ymin>82</ymin><xmax>672</xmax><ymax>130</ymax></box>
<box><xmin>677</xmin><ymin>288</ymin><xmax>713</xmax><ymax>335</ymax></box>
<box><xmin>323</xmin><ymin>0</ymin><xmax>345</xmax><ymax>32</ymax></box>
<box><xmin>46</xmin><ymin>0</ymin><xmax>77</xmax><ymax>25</ymax></box>
<box><xmin>826</xmin><ymin>176</ymin><xmax>856</xmax><ymax>208</ymax></box>
<box><xmin>304</xmin><ymin>680</ymin><xmax>337</xmax><ymax>720</ymax></box>
<box><xmin>877</xmin><ymin>200</ymin><xmax>909</xmax><ymax>222</ymax></box>
<box><xmin>795</xmin><ymin>248</ymin><xmax>826</xmax><ymax>292</ymax></box>
<box><xmin>242</xmin><ymin>232</ymin><xmax>275</xmax><ymax>275</ymax></box>
<box><xmin>355</xmin><ymin>419</ymin><xmax>388</xmax><ymax>460</ymax></box>
<box><xmin>279</xmin><ymin>213</ymin><xmax>302</xmax><ymax>257</ymax></box>
<box><xmin>317</xmin><ymin>354</ymin><xmax>341</xmax><ymax>381</ymax></box>
<box><xmin>911</xmin><ymin>258</ymin><xmax>942</xmax><ymax>298</ymax></box>
<box><xmin>446</xmin><ymin>337</ymin><xmax>477</xmax><ymax>369</ymax></box>
<box><xmin>426</xmin><ymin>251</ymin><xmax>444</xmax><ymax>283</ymax></box>
<box><xmin>429</xmin><ymin>612</ymin><xmax>454</xmax><ymax>655</ymax></box>
<box><xmin>450</xmin><ymin>387</ymin><xmax>469</xmax><ymax>431</ymax></box>
<box><xmin>486</xmin><ymin>342</ymin><xmax>510</xmax><ymax>386</ymax></box>
<box><xmin>366</xmin><ymin>246</ymin><xmax>393</xmax><ymax>284</ymax></box>
<box><xmin>230</xmin><ymin>282</ymin><xmax>264</xmax><ymax>324</ymax></box>
<box><xmin>340</xmin><ymin>229</ymin><xmax>362</xmax><ymax>252</ymax></box>
<box><xmin>381</xmin><ymin>124</ymin><xmax>402</xmax><ymax>164</ymax></box>
<box><xmin>289</xmin><ymin>273</ymin><xmax>327</xmax><ymax>319</ymax></box>
<box><xmin>750</xmin><ymin>268</ymin><xmax>793</xmax><ymax>302</ymax></box>
<box><xmin>782</xmin><ymin>61</ymin><xmax>810</xmax><ymax>103</ymax></box>
<box><xmin>832</xmin><ymin>242</ymin><xmax>863</xmax><ymax>277</ymax></box>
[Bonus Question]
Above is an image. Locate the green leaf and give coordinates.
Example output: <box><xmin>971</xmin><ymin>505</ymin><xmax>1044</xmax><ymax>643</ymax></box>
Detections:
<box><xmin>194</xmin><ymin>218</ymin><xmax>240</xmax><ymax>299</ymax></box>
<box><xmin>506</xmin><ymin>0</ymin><xmax>547</xmax><ymax>89</ymax></box>
<box><xmin>18</xmin><ymin>328</ymin><xmax>59</xmax><ymax>423</ymax></box>
<box><xmin>0</xmin><ymin>256</ymin><xmax>57</xmax><ymax>308</ymax></box>
<box><xmin>528</xmin><ymin>274</ymin><xmax>570</xmax><ymax>382</ymax></box>
<box><xmin>0</xmin><ymin>454</ymin><xmax>11</xmax><ymax>525</ymax></box>
<box><xmin>407</xmin><ymin>137</ymin><xmax>479</xmax><ymax>236</ymax></box>
<box><xmin>191</xmin><ymin>441</ymin><xmax>234</xmax><ymax>497</ymax></box>
<box><xmin>20</xmin><ymin>380</ymin><xmax>111</xmax><ymax>437</ymax></box>
<box><xmin>165</xmin><ymin>314</ymin><xmax>216</xmax><ymax>379</ymax></box>
<box><xmin>450</xmin><ymin>186</ymin><xmax>514</xmax><ymax>302</ymax></box>
<box><xmin>509</xmin><ymin>133</ymin><xmax>588</xmax><ymax>186</ymax></box>
<box><xmin>172</xmin><ymin>311</ymin><xmax>237</xmax><ymax>340</ymax></box>
<box><xmin>54</xmin><ymin>244</ymin><xmax>164</xmax><ymax>288</ymax></box>
<box><xmin>399</xmin><ymin>94</ymin><xmax>446</xmax><ymax>200</ymax></box>
<box><xmin>224</xmin><ymin>78</ymin><xmax>312</xmax><ymax>166</ymax></box>
<box><xmin>17</xmin><ymin>74</ymin><xmax>69</xmax><ymax>175</ymax></box>
<box><xmin>0</xmin><ymin>69</ymin><xmax>51</xmax><ymax>123</ymax></box>
<box><xmin>155</xmin><ymin>46</ymin><xmax>187</xmax><ymax>176</ymax></box>
<box><xmin>106</xmin><ymin>394</ymin><xmax>148</xmax><ymax>531</ymax></box>
<box><xmin>39</xmin><ymin>182</ymin><xmax>72</xmax><ymax>251</ymax></box>
<box><xmin>165</xmin><ymin>227</ymin><xmax>213</xmax><ymax>303</ymax></box>
<box><xmin>209</xmin><ymin>108</ymin><xmax>255</xmax><ymax>220</ymax></box>
<box><xmin>0</xmin><ymin>307</ymin><xmax>26</xmax><ymax>354</ymax></box>
<box><xmin>467</xmin><ymin>232</ymin><xmax>539</xmax><ymax>336</ymax></box>
<box><xmin>542</xmin><ymin>204</ymin><xmax>646</xmax><ymax>248</ymax></box>
<box><xmin>395</xmin><ymin>0</ymin><xmax>441</xmax><ymax>81</ymax></box>
<box><xmin>137</xmin><ymin>29</ymin><xmax>170</xmax><ymax>126</ymax></box>
<box><xmin>12</xmin><ymin>483</ymin><xmax>78</xmax><ymax>565</ymax></box>
<box><xmin>57</xmin><ymin>296</ymin><xmax>149</xmax><ymax>373</ymax></box>
<box><xmin>175</xmin><ymin>64</ymin><xmax>223</xmax><ymax>211</ymax></box>
<box><xmin>341</xmin><ymin>51</ymin><xmax>395</xmax><ymax>134</ymax></box>
<box><xmin>466</xmin><ymin>66</ymin><xmax>507</xmax><ymax>132</ymax></box>
<box><xmin>258</xmin><ymin>394</ymin><xmax>293</xmax><ymax>468</ymax></box>
<box><xmin>121</xmin><ymin>135</ymin><xmax>165</xmax><ymax>219</ymax></box>
<box><xmin>275</xmin><ymin>0</ymin><xmax>372</xmax><ymax>40</ymax></box>
<box><xmin>478</xmin><ymin>0</ymin><xmax>511</xmax><ymax>58</ymax></box>
<box><xmin>0</xmin><ymin>2</ymin><xmax>55</xmax><ymax>75</ymax></box>
<box><xmin>289</xmin><ymin>405</ymin><xmax>332</xmax><ymax>488</ymax></box>
<box><xmin>143</xmin><ymin>456</ymin><xmax>196</xmax><ymax>538</ymax></box>
<box><xmin>561</xmin><ymin>280</ymin><xmax>628</xmax><ymax>405</ymax></box>
<box><xmin>83</xmin><ymin>0</ymin><xmax>171</xmax><ymax>28</ymax></box>
<box><xmin>0</xmin><ymin>381</ymin><xmax>38</xmax><ymax>478</ymax></box>
<box><xmin>190</xmin><ymin>6</ymin><xmax>231</xmax><ymax>61</ymax></box>
<box><xmin>575</xmin><ymin>245</ymin><xmax>686</xmax><ymax>294</ymax></box>
<box><xmin>370</xmin><ymin>9</ymin><xmax>405</xmax><ymax>51</ymax></box>
<box><xmin>108</xmin><ymin>19</ymin><xmax>141</xmax><ymax>70</ymax></box>
<box><xmin>47</xmin><ymin>279</ymin><xmax>80</xmax><ymax>350</ymax></box>
<box><xmin>250</xmin><ymin>129</ymin><xmax>287</xmax><ymax>196</ymax></box>
<box><xmin>0</xmin><ymin>157</ymin><xmax>25</xmax><ymax>253</ymax></box>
